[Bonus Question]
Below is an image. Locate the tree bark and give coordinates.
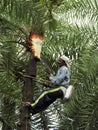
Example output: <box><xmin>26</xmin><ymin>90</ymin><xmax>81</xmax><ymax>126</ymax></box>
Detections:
<box><xmin>20</xmin><ymin>54</ymin><xmax>37</xmax><ymax>130</ymax></box>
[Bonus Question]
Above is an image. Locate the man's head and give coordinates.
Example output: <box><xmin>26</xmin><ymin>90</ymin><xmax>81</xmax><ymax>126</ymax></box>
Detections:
<box><xmin>57</xmin><ymin>55</ymin><xmax>70</xmax><ymax>68</ymax></box>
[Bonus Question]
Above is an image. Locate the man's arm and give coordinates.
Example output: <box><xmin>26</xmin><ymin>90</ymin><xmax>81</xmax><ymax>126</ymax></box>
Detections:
<box><xmin>49</xmin><ymin>67</ymin><xmax>68</xmax><ymax>84</ymax></box>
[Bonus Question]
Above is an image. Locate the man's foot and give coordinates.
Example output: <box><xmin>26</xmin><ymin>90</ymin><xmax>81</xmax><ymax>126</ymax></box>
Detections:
<box><xmin>16</xmin><ymin>121</ymin><xmax>22</xmax><ymax>127</ymax></box>
<box><xmin>23</xmin><ymin>102</ymin><xmax>31</xmax><ymax>106</ymax></box>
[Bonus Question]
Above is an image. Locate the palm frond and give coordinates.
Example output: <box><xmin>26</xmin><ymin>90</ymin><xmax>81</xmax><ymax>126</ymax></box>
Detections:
<box><xmin>59</xmin><ymin>47</ymin><xmax>98</xmax><ymax>130</ymax></box>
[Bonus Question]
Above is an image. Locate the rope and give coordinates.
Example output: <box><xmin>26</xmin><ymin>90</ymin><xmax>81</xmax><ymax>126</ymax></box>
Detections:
<box><xmin>19</xmin><ymin>72</ymin><xmax>78</xmax><ymax>88</ymax></box>
<box><xmin>18</xmin><ymin>72</ymin><xmax>65</xmax><ymax>88</ymax></box>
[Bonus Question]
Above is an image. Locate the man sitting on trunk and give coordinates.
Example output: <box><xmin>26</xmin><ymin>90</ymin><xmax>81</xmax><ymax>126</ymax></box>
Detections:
<box><xmin>24</xmin><ymin>55</ymin><xmax>74</xmax><ymax>115</ymax></box>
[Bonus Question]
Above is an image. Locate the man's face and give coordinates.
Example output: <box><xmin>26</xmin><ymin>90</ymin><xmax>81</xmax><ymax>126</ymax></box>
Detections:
<box><xmin>57</xmin><ymin>58</ymin><xmax>65</xmax><ymax>67</ymax></box>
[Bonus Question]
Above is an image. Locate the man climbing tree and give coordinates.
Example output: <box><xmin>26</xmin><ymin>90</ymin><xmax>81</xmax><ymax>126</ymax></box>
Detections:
<box><xmin>23</xmin><ymin>55</ymin><xmax>74</xmax><ymax>115</ymax></box>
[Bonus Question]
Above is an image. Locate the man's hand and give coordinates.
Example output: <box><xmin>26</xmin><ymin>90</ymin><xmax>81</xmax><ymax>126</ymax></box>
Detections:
<box><xmin>45</xmin><ymin>68</ymin><xmax>51</xmax><ymax>74</ymax></box>
<box><xmin>45</xmin><ymin>68</ymin><xmax>51</xmax><ymax>77</ymax></box>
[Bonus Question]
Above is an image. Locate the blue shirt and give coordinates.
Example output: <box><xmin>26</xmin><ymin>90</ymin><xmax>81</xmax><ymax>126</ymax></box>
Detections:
<box><xmin>49</xmin><ymin>65</ymin><xmax>70</xmax><ymax>86</ymax></box>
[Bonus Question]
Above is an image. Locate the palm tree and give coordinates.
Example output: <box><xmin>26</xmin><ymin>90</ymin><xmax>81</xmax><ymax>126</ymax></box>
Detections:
<box><xmin>0</xmin><ymin>37</ymin><xmax>22</xmax><ymax>130</ymax></box>
<box><xmin>0</xmin><ymin>0</ymin><xmax>64</xmax><ymax>130</ymax></box>
<box><xmin>1</xmin><ymin>0</ymin><xmax>98</xmax><ymax>130</ymax></box>
<box><xmin>54</xmin><ymin>0</ymin><xmax>98</xmax><ymax>130</ymax></box>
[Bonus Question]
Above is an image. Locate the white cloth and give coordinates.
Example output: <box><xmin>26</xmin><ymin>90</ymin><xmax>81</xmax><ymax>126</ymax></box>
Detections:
<box><xmin>49</xmin><ymin>66</ymin><xmax>70</xmax><ymax>86</ymax></box>
<box><xmin>64</xmin><ymin>85</ymin><xmax>74</xmax><ymax>99</ymax></box>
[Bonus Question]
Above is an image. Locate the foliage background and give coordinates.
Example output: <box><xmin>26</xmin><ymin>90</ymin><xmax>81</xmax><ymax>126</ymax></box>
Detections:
<box><xmin>0</xmin><ymin>0</ymin><xmax>98</xmax><ymax>130</ymax></box>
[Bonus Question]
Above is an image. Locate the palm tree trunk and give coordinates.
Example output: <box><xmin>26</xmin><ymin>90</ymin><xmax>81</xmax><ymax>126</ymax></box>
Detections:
<box><xmin>20</xmin><ymin>54</ymin><xmax>37</xmax><ymax>130</ymax></box>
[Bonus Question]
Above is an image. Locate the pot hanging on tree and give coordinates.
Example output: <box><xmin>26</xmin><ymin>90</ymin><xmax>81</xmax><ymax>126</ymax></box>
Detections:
<box><xmin>28</xmin><ymin>33</ymin><xmax>44</xmax><ymax>59</ymax></box>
